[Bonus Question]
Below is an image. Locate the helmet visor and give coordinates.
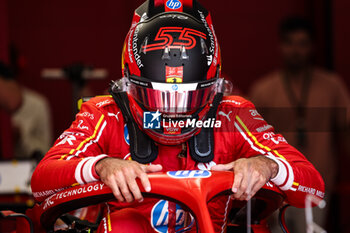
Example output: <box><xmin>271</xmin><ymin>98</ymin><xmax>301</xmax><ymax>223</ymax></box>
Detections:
<box><xmin>119</xmin><ymin>76</ymin><xmax>224</xmax><ymax>114</ymax></box>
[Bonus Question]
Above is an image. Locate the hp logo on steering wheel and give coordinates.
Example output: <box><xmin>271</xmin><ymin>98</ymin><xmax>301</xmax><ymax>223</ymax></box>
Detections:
<box><xmin>167</xmin><ymin>170</ymin><xmax>212</xmax><ymax>178</ymax></box>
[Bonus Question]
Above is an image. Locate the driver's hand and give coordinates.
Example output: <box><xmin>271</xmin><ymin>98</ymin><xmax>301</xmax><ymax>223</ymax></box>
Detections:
<box><xmin>211</xmin><ymin>156</ymin><xmax>278</xmax><ymax>201</ymax></box>
<box><xmin>95</xmin><ymin>158</ymin><xmax>162</xmax><ymax>203</ymax></box>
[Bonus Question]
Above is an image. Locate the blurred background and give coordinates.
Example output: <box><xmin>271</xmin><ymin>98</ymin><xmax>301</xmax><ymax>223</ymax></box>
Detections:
<box><xmin>1</xmin><ymin>0</ymin><xmax>349</xmax><ymax>140</ymax></box>
<box><xmin>0</xmin><ymin>0</ymin><xmax>349</xmax><ymax>232</ymax></box>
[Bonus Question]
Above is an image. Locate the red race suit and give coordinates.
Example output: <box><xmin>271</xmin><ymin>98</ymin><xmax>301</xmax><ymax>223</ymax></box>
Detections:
<box><xmin>31</xmin><ymin>95</ymin><xmax>325</xmax><ymax>232</ymax></box>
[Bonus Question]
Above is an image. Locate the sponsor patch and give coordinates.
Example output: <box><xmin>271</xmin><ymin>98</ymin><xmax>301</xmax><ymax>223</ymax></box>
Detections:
<box><xmin>58</xmin><ymin>132</ymin><xmax>84</xmax><ymax>140</ymax></box>
<box><xmin>263</xmin><ymin>132</ymin><xmax>287</xmax><ymax>144</ymax></box>
<box><xmin>256</xmin><ymin>124</ymin><xmax>273</xmax><ymax>133</ymax></box>
<box><xmin>218</xmin><ymin>111</ymin><xmax>232</xmax><ymax>122</ymax></box>
<box><xmin>56</xmin><ymin>135</ymin><xmax>76</xmax><ymax>146</ymax></box>
<box><xmin>77</xmin><ymin>120</ymin><xmax>89</xmax><ymax>130</ymax></box>
<box><xmin>197</xmin><ymin>161</ymin><xmax>216</xmax><ymax>170</ymax></box>
<box><xmin>76</xmin><ymin>112</ymin><xmax>94</xmax><ymax>120</ymax></box>
<box><xmin>249</xmin><ymin>109</ymin><xmax>264</xmax><ymax>121</ymax></box>
<box><xmin>151</xmin><ymin>200</ymin><xmax>187</xmax><ymax>233</ymax></box>
<box><xmin>166</xmin><ymin>0</ymin><xmax>182</xmax><ymax>10</ymax></box>
<box><xmin>107</xmin><ymin>112</ymin><xmax>121</xmax><ymax>121</ymax></box>
<box><xmin>124</xmin><ymin>124</ymin><xmax>130</xmax><ymax>145</ymax></box>
<box><xmin>163</xmin><ymin>123</ymin><xmax>181</xmax><ymax>135</ymax></box>
<box><xmin>297</xmin><ymin>185</ymin><xmax>325</xmax><ymax>198</ymax></box>
<box><xmin>220</xmin><ymin>99</ymin><xmax>242</xmax><ymax>105</ymax></box>
<box><xmin>42</xmin><ymin>183</ymin><xmax>105</xmax><ymax>210</ymax></box>
<box><xmin>132</xmin><ymin>24</ymin><xmax>144</xmax><ymax>68</ymax></box>
<box><xmin>167</xmin><ymin>170</ymin><xmax>211</xmax><ymax>178</ymax></box>
<box><xmin>96</xmin><ymin>100</ymin><xmax>112</xmax><ymax>108</ymax></box>
<box><xmin>166</xmin><ymin>66</ymin><xmax>183</xmax><ymax>83</ymax></box>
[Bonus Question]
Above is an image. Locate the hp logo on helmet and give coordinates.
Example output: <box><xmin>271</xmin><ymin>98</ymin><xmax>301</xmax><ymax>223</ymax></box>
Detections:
<box><xmin>166</xmin><ymin>0</ymin><xmax>182</xmax><ymax>10</ymax></box>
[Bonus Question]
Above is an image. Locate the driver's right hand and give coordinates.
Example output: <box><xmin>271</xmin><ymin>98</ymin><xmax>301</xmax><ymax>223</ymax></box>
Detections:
<box><xmin>95</xmin><ymin>157</ymin><xmax>163</xmax><ymax>203</ymax></box>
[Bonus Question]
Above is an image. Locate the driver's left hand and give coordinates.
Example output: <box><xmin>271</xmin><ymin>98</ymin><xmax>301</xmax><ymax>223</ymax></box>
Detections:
<box><xmin>211</xmin><ymin>156</ymin><xmax>278</xmax><ymax>201</ymax></box>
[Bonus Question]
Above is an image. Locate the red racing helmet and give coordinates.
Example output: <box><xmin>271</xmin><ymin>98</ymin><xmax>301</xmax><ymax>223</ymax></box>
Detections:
<box><xmin>118</xmin><ymin>0</ymin><xmax>226</xmax><ymax>145</ymax></box>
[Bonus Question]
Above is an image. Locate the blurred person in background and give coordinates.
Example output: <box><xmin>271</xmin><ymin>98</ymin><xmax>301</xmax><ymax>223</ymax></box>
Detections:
<box><xmin>0</xmin><ymin>61</ymin><xmax>22</xmax><ymax>159</ymax></box>
<box><xmin>0</xmin><ymin>61</ymin><xmax>21</xmax><ymax>113</ymax></box>
<box><xmin>249</xmin><ymin>17</ymin><xmax>350</xmax><ymax>232</ymax></box>
<box><xmin>0</xmin><ymin>60</ymin><xmax>53</xmax><ymax>160</ymax></box>
<box><xmin>12</xmin><ymin>86</ymin><xmax>53</xmax><ymax>160</ymax></box>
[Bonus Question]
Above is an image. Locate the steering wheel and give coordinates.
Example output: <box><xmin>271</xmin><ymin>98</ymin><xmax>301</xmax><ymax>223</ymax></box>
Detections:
<box><xmin>27</xmin><ymin>170</ymin><xmax>284</xmax><ymax>233</ymax></box>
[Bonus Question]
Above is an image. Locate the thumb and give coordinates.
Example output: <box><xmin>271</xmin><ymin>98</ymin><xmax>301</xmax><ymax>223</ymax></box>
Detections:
<box><xmin>211</xmin><ymin>162</ymin><xmax>234</xmax><ymax>171</ymax></box>
<box><xmin>144</xmin><ymin>164</ymin><xmax>163</xmax><ymax>173</ymax></box>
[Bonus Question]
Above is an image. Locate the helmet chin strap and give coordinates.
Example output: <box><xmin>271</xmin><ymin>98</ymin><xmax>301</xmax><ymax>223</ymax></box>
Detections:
<box><xmin>188</xmin><ymin>92</ymin><xmax>222</xmax><ymax>163</ymax></box>
<box><xmin>109</xmin><ymin>82</ymin><xmax>222</xmax><ymax>164</ymax></box>
<box><xmin>109</xmin><ymin>85</ymin><xmax>158</xmax><ymax>164</ymax></box>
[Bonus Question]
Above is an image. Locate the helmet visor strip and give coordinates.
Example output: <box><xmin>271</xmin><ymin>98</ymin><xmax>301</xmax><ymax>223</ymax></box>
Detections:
<box><xmin>121</xmin><ymin>76</ymin><xmax>224</xmax><ymax>114</ymax></box>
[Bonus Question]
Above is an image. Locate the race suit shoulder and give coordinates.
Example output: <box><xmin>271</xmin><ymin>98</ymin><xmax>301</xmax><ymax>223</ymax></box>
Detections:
<box><xmin>217</xmin><ymin>95</ymin><xmax>325</xmax><ymax>207</ymax></box>
<box><xmin>31</xmin><ymin>96</ymin><xmax>126</xmax><ymax>201</ymax></box>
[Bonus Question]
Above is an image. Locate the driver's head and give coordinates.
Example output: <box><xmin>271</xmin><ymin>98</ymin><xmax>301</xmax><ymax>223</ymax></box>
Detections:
<box><xmin>119</xmin><ymin>0</ymin><xmax>223</xmax><ymax>145</ymax></box>
<box><xmin>121</xmin><ymin>0</ymin><xmax>221</xmax><ymax>114</ymax></box>
<box><xmin>279</xmin><ymin>17</ymin><xmax>314</xmax><ymax>72</ymax></box>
